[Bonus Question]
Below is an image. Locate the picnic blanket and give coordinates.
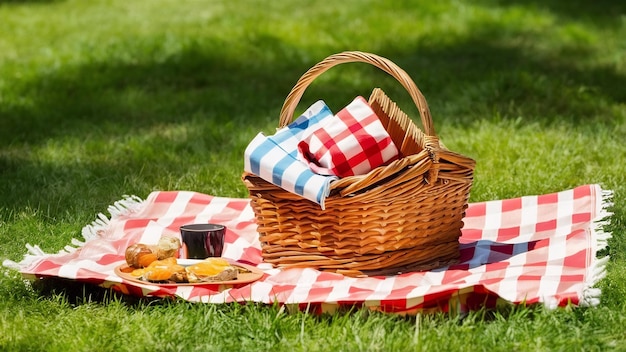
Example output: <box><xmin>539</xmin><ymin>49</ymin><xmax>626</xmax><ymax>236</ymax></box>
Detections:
<box><xmin>4</xmin><ymin>184</ymin><xmax>612</xmax><ymax>314</ymax></box>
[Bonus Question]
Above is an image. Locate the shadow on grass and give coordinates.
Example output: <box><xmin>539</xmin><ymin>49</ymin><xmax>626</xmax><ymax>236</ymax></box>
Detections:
<box><xmin>0</xmin><ymin>2</ymin><xmax>624</xmax><ymax>217</ymax></box>
<box><xmin>379</xmin><ymin>29</ymin><xmax>625</xmax><ymax>129</ymax></box>
<box><xmin>31</xmin><ymin>277</ymin><xmax>154</xmax><ymax>307</ymax></box>
<box><xmin>0</xmin><ymin>41</ymin><xmax>301</xmax><ymax>147</ymax></box>
<box><xmin>0</xmin><ymin>38</ymin><xmax>311</xmax><ymax>214</ymax></box>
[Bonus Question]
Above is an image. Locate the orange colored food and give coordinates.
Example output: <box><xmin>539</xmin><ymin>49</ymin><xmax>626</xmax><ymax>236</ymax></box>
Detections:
<box><xmin>143</xmin><ymin>267</ymin><xmax>175</xmax><ymax>281</ymax></box>
<box><xmin>155</xmin><ymin>257</ymin><xmax>178</xmax><ymax>266</ymax></box>
<box><xmin>125</xmin><ymin>243</ymin><xmax>158</xmax><ymax>268</ymax></box>
<box><xmin>131</xmin><ymin>268</ymin><xmax>146</xmax><ymax>277</ymax></box>
<box><xmin>125</xmin><ymin>257</ymin><xmax>237</xmax><ymax>283</ymax></box>
<box><xmin>185</xmin><ymin>258</ymin><xmax>238</xmax><ymax>282</ymax></box>
<box><xmin>124</xmin><ymin>236</ymin><xmax>182</xmax><ymax>269</ymax></box>
<box><xmin>186</xmin><ymin>258</ymin><xmax>231</xmax><ymax>276</ymax></box>
<box><xmin>137</xmin><ymin>252</ymin><xmax>158</xmax><ymax>268</ymax></box>
<box><xmin>119</xmin><ymin>266</ymin><xmax>135</xmax><ymax>273</ymax></box>
<box><xmin>129</xmin><ymin>258</ymin><xmax>186</xmax><ymax>282</ymax></box>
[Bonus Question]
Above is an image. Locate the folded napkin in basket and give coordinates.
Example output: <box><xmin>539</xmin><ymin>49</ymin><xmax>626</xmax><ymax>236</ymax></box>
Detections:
<box><xmin>244</xmin><ymin>101</ymin><xmax>339</xmax><ymax>208</ymax></box>
<box><xmin>297</xmin><ymin>96</ymin><xmax>399</xmax><ymax>177</ymax></box>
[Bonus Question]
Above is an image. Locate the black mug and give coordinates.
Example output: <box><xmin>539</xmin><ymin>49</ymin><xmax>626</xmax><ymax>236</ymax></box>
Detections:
<box><xmin>179</xmin><ymin>223</ymin><xmax>226</xmax><ymax>259</ymax></box>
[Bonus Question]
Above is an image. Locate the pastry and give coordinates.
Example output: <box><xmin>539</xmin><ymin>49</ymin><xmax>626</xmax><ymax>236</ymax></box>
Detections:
<box><xmin>185</xmin><ymin>258</ymin><xmax>238</xmax><ymax>283</ymax></box>
<box><xmin>125</xmin><ymin>243</ymin><xmax>158</xmax><ymax>268</ymax></box>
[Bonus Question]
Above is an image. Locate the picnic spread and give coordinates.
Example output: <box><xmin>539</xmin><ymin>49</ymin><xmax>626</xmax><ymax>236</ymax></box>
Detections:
<box><xmin>3</xmin><ymin>52</ymin><xmax>614</xmax><ymax>314</ymax></box>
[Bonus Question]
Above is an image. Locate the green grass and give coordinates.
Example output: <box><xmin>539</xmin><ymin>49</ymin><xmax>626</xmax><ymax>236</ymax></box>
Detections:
<box><xmin>1</xmin><ymin>0</ymin><xmax>625</xmax><ymax>350</ymax></box>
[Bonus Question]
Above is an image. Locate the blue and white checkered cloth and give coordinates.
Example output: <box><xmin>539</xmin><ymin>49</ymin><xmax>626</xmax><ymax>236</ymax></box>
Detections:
<box><xmin>244</xmin><ymin>101</ymin><xmax>339</xmax><ymax>209</ymax></box>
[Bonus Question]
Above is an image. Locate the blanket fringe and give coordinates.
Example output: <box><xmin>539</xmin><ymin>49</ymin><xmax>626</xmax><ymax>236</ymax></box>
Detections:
<box><xmin>580</xmin><ymin>187</ymin><xmax>614</xmax><ymax>307</ymax></box>
<box><xmin>81</xmin><ymin>195</ymin><xmax>144</xmax><ymax>242</ymax></box>
<box><xmin>2</xmin><ymin>195</ymin><xmax>145</xmax><ymax>271</ymax></box>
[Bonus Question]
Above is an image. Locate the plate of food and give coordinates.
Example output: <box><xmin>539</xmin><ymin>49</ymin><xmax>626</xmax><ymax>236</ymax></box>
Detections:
<box><xmin>115</xmin><ymin>236</ymin><xmax>264</xmax><ymax>287</ymax></box>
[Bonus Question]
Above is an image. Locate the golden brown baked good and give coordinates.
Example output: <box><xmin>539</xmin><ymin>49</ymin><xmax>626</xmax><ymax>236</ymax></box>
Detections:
<box><xmin>155</xmin><ymin>236</ymin><xmax>181</xmax><ymax>260</ymax></box>
<box><xmin>125</xmin><ymin>236</ymin><xmax>182</xmax><ymax>268</ymax></box>
<box><xmin>125</xmin><ymin>243</ymin><xmax>158</xmax><ymax>268</ymax></box>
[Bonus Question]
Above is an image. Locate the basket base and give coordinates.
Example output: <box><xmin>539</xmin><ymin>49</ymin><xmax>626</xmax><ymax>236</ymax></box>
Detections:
<box><xmin>260</xmin><ymin>239</ymin><xmax>461</xmax><ymax>278</ymax></box>
<box><xmin>354</xmin><ymin>257</ymin><xmax>459</xmax><ymax>277</ymax></box>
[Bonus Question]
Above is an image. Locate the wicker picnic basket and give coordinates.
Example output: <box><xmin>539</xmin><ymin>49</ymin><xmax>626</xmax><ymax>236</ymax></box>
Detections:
<box><xmin>242</xmin><ymin>51</ymin><xmax>475</xmax><ymax>277</ymax></box>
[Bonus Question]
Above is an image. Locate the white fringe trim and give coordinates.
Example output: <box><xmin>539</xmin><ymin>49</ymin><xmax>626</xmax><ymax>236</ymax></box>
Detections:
<box><xmin>580</xmin><ymin>186</ymin><xmax>613</xmax><ymax>307</ymax></box>
<box><xmin>2</xmin><ymin>195</ymin><xmax>145</xmax><ymax>271</ymax></box>
<box><xmin>81</xmin><ymin>195</ymin><xmax>144</xmax><ymax>242</ymax></box>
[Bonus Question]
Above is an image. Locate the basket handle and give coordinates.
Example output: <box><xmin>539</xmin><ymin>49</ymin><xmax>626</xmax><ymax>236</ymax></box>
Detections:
<box><xmin>278</xmin><ymin>51</ymin><xmax>436</xmax><ymax>137</ymax></box>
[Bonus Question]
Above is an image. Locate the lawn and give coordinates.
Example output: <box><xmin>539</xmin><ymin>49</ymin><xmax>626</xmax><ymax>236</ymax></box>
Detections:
<box><xmin>1</xmin><ymin>0</ymin><xmax>625</xmax><ymax>351</ymax></box>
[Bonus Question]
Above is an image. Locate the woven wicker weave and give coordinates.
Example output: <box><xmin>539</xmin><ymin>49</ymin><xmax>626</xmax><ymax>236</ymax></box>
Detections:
<box><xmin>243</xmin><ymin>51</ymin><xmax>475</xmax><ymax>277</ymax></box>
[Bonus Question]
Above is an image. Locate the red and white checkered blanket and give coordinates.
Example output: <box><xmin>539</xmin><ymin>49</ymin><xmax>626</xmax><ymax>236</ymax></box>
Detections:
<box><xmin>4</xmin><ymin>184</ymin><xmax>612</xmax><ymax>314</ymax></box>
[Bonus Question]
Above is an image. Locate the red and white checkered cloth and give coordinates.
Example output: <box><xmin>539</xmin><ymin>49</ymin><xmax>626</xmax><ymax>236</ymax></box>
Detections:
<box><xmin>4</xmin><ymin>184</ymin><xmax>612</xmax><ymax>314</ymax></box>
<box><xmin>297</xmin><ymin>96</ymin><xmax>398</xmax><ymax>177</ymax></box>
